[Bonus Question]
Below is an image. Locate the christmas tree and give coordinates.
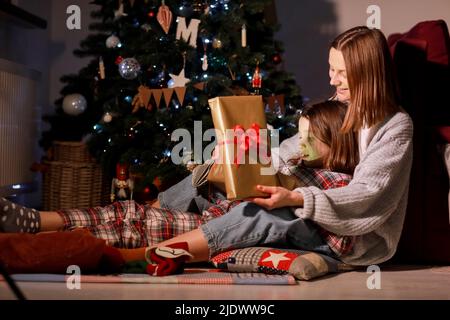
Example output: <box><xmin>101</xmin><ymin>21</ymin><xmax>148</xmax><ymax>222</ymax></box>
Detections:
<box><xmin>41</xmin><ymin>0</ymin><xmax>302</xmax><ymax>201</ymax></box>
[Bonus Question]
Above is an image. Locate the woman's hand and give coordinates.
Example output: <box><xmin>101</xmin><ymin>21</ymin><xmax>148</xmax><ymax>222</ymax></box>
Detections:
<box><xmin>247</xmin><ymin>185</ymin><xmax>304</xmax><ymax>210</ymax></box>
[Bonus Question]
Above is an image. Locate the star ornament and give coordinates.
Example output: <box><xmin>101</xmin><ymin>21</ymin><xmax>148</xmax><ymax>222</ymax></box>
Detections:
<box><xmin>114</xmin><ymin>3</ymin><xmax>128</xmax><ymax>19</ymax></box>
<box><xmin>168</xmin><ymin>68</ymin><xmax>190</xmax><ymax>88</ymax></box>
<box><xmin>261</xmin><ymin>251</ymin><xmax>292</xmax><ymax>269</ymax></box>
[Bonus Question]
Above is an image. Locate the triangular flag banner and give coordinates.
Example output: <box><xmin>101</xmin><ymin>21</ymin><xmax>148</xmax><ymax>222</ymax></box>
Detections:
<box><xmin>162</xmin><ymin>88</ymin><xmax>174</xmax><ymax>108</ymax></box>
<box><xmin>151</xmin><ymin>89</ymin><xmax>163</xmax><ymax>109</ymax></box>
<box><xmin>141</xmin><ymin>86</ymin><xmax>152</xmax><ymax>108</ymax></box>
<box><xmin>174</xmin><ymin>87</ymin><xmax>187</xmax><ymax>106</ymax></box>
<box><xmin>193</xmin><ymin>82</ymin><xmax>205</xmax><ymax>91</ymax></box>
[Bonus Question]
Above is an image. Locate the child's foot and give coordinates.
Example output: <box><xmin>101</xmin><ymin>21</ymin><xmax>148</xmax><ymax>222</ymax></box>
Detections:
<box><xmin>0</xmin><ymin>198</ymin><xmax>41</xmax><ymax>233</ymax></box>
<box><xmin>145</xmin><ymin>242</ymin><xmax>194</xmax><ymax>276</ymax></box>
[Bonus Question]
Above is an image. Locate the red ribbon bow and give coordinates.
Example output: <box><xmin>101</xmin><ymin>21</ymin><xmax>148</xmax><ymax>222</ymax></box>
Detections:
<box><xmin>232</xmin><ymin>123</ymin><xmax>268</xmax><ymax>167</ymax></box>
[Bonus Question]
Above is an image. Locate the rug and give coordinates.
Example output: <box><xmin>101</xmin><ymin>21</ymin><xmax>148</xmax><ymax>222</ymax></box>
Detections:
<box><xmin>2</xmin><ymin>268</ymin><xmax>297</xmax><ymax>285</ymax></box>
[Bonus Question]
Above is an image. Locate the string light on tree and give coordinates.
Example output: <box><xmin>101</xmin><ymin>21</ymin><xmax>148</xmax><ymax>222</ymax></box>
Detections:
<box><xmin>212</xmin><ymin>37</ymin><xmax>222</xmax><ymax>49</ymax></box>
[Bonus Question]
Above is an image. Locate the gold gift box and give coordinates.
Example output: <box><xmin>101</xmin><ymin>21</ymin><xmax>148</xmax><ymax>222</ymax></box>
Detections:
<box><xmin>208</xmin><ymin>95</ymin><xmax>279</xmax><ymax>200</ymax></box>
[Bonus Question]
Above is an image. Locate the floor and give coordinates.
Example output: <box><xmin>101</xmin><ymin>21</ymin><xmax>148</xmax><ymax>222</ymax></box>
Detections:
<box><xmin>1</xmin><ymin>265</ymin><xmax>449</xmax><ymax>300</ymax></box>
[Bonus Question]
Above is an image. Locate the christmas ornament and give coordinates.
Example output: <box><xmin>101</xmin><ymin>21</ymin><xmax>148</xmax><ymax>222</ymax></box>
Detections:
<box><xmin>141</xmin><ymin>23</ymin><xmax>152</xmax><ymax>32</ymax></box>
<box><xmin>110</xmin><ymin>163</ymin><xmax>134</xmax><ymax>202</ymax></box>
<box><xmin>212</xmin><ymin>37</ymin><xmax>222</xmax><ymax>49</ymax></box>
<box><xmin>202</xmin><ymin>43</ymin><xmax>208</xmax><ymax>71</ymax></box>
<box><xmin>103</xmin><ymin>112</ymin><xmax>113</xmax><ymax>123</ymax></box>
<box><xmin>106</xmin><ymin>35</ymin><xmax>121</xmax><ymax>48</ymax></box>
<box><xmin>132</xmin><ymin>85</ymin><xmax>152</xmax><ymax>112</ymax></box>
<box><xmin>252</xmin><ymin>62</ymin><xmax>262</xmax><ymax>94</ymax></box>
<box><xmin>162</xmin><ymin>88</ymin><xmax>174</xmax><ymax>107</ymax></box>
<box><xmin>114</xmin><ymin>0</ymin><xmax>128</xmax><ymax>19</ymax></box>
<box><xmin>157</xmin><ymin>0</ymin><xmax>173</xmax><ymax>34</ymax></box>
<box><xmin>241</xmin><ymin>24</ymin><xmax>247</xmax><ymax>47</ymax></box>
<box><xmin>118</xmin><ymin>58</ymin><xmax>141</xmax><ymax>80</ymax></box>
<box><xmin>115</xmin><ymin>56</ymin><xmax>124</xmax><ymax>65</ymax></box>
<box><xmin>62</xmin><ymin>93</ymin><xmax>87</xmax><ymax>116</ymax></box>
<box><xmin>153</xmin><ymin>177</ymin><xmax>162</xmax><ymax>191</ymax></box>
<box><xmin>176</xmin><ymin>16</ymin><xmax>201</xmax><ymax>47</ymax></box>
<box><xmin>169</xmin><ymin>54</ymin><xmax>190</xmax><ymax>88</ymax></box>
<box><xmin>98</xmin><ymin>56</ymin><xmax>105</xmax><ymax>79</ymax></box>
<box><xmin>173</xmin><ymin>87</ymin><xmax>187</xmax><ymax>106</ymax></box>
<box><xmin>169</xmin><ymin>69</ymin><xmax>190</xmax><ymax>87</ymax></box>
<box><xmin>272</xmin><ymin>53</ymin><xmax>282</xmax><ymax>65</ymax></box>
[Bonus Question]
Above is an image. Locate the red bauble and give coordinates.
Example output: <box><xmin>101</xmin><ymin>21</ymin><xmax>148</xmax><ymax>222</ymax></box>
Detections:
<box><xmin>115</xmin><ymin>56</ymin><xmax>124</xmax><ymax>65</ymax></box>
<box><xmin>272</xmin><ymin>53</ymin><xmax>282</xmax><ymax>64</ymax></box>
<box><xmin>148</xmin><ymin>11</ymin><xmax>155</xmax><ymax>18</ymax></box>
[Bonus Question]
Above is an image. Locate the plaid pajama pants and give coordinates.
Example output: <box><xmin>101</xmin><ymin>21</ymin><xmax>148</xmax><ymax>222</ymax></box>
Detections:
<box><xmin>57</xmin><ymin>199</ymin><xmax>241</xmax><ymax>248</ymax></box>
<box><xmin>57</xmin><ymin>167</ymin><xmax>355</xmax><ymax>256</ymax></box>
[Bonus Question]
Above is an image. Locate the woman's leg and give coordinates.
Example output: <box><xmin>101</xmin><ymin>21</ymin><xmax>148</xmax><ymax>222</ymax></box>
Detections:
<box><xmin>195</xmin><ymin>201</ymin><xmax>329</xmax><ymax>258</ymax></box>
<box><xmin>153</xmin><ymin>228</ymin><xmax>209</xmax><ymax>262</ymax></box>
<box><xmin>140</xmin><ymin>201</ymin><xmax>329</xmax><ymax>265</ymax></box>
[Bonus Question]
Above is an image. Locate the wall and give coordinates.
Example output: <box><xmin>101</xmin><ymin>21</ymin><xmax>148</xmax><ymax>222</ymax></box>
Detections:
<box><xmin>276</xmin><ymin>0</ymin><xmax>450</xmax><ymax>101</ymax></box>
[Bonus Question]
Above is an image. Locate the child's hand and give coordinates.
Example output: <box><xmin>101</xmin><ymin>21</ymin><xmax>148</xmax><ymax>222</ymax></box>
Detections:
<box><xmin>247</xmin><ymin>185</ymin><xmax>304</xmax><ymax>210</ymax></box>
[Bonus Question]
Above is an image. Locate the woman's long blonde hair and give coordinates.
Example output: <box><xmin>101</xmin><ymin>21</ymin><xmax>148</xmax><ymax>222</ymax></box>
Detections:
<box><xmin>331</xmin><ymin>26</ymin><xmax>401</xmax><ymax>132</ymax></box>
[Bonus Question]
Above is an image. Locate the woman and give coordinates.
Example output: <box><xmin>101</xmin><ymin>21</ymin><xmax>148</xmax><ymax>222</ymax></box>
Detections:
<box><xmin>1</xmin><ymin>26</ymin><xmax>413</xmax><ymax>270</ymax></box>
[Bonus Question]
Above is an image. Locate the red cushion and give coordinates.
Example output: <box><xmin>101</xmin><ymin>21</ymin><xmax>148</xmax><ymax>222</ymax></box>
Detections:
<box><xmin>0</xmin><ymin>229</ymin><xmax>106</xmax><ymax>274</ymax></box>
<box><xmin>437</xmin><ymin>126</ymin><xmax>450</xmax><ymax>143</ymax></box>
<box><xmin>388</xmin><ymin>20</ymin><xmax>450</xmax><ymax>66</ymax></box>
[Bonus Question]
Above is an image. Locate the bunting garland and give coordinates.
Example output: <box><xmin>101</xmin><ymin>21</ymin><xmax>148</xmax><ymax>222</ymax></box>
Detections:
<box><xmin>132</xmin><ymin>84</ymin><xmax>204</xmax><ymax>112</ymax></box>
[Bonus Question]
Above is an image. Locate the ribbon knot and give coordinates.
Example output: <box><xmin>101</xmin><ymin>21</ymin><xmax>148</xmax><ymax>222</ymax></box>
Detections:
<box><xmin>232</xmin><ymin>123</ymin><xmax>267</xmax><ymax>167</ymax></box>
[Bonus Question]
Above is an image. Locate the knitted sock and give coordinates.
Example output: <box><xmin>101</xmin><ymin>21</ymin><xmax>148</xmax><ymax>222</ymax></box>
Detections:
<box><xmin>145</xmin><ymin>242</ymin><xmax>193</xmax><ymax>276</ymax></box>
<box><xmin>0</xmin><ymin>198</ymin><xmax>41</xmax><ymax>233</ymax></box>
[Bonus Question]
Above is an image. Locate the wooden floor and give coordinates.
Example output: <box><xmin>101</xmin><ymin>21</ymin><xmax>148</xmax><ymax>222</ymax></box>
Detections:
<box><xmin>1</xmin><ymin>265</ymin><xmax>449</xmax><ymax>300</ymax></box>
